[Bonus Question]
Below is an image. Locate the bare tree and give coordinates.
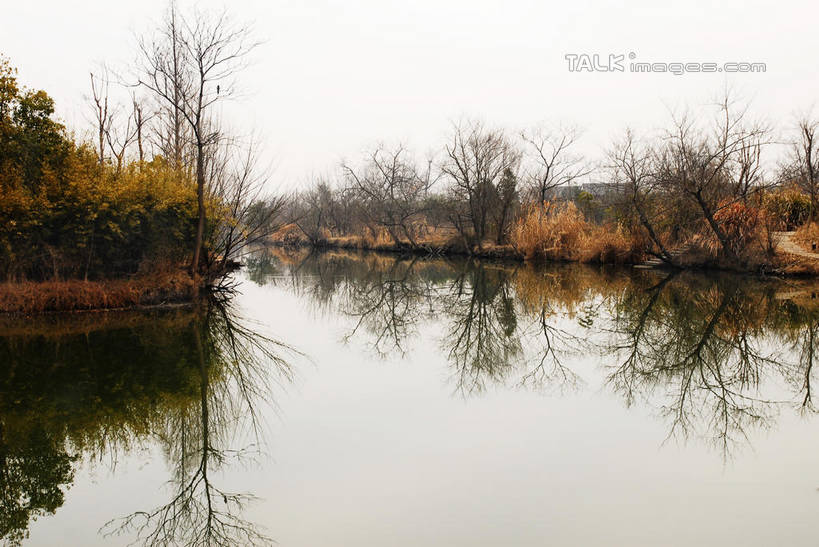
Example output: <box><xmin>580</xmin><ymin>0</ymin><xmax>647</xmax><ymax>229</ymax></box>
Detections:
<box><xmin>132</xmin><ymin>94</ymin><xmax>153</xmax><ymax>164</ymax></box>
<box><xmin>105</xmin><ymin>105</ymin><xmax>139</xmax><ymax>175</ymax></box>
<box><xmin>89</xmin><ymin>69</ymin><xmax>149</xmax><ymax>174</ymax></box>
<box><xmin>342</xmin><ymin>144</ymin><xmax>435</xmax><ymax>247</ymax></box>
<box><xmin>790</xmin><ymin>115</ymin><xmax>819</xmax><ymax>222</ymax></box>
<box><xmin>608</xmin><ymin>129</ymin><xmax>676</xmax><ymax>264</ymax></box>
<box><xmin>291</xmin><ymin>178</ymin><xmax>335</xmax><ymax>245</ymax></box>
<box><xmin>733</xmin><ymin>133</ymin><xmax>763</xmax><ymax>202</ymax></box>
<box><xmin>207</xmin><ymin>137</ymin><xmax>287</xmax><ymax>280</ymax></box>
<box><xmin>658</xmin><ymin>94</ymin><xmax>769</xmax><ymax>262</ymax></box>
<box><xmin>137</xmin><ymin>1</ymin><xmax>258</xmax><ymax>277</ymax></box>
<box><xmin>521</xmin><ymin>124</ymin><xmax>590</xmax><ymax>203</ymax></box>
<box><xmin>143</xmin><ymin>1</ymin><xmax>189</xmax><ymax>170</ymax></box>
<box><xmin>88</xmin><ymin>69</ymin><xmax>112</xmax><ymax>166</ymax></box>
<box><xmin>441</xmin><ymin>120</ymin><xmax>520</xmax><ymax>247</ymax></box>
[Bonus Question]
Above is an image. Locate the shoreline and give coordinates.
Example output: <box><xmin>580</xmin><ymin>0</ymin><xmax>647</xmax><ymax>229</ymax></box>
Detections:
<box><xmin>0</xmin><ymin>273</ymin><xmax>196</xmax><ymax>315</ymax></box>
<box><xmin>268</xmin><ymin>238</ymin><xmax>819</xmax><ymax>278</ymax></box>
<box><xmin>6</xmin><ymin>240</ymin><xmax>819</xmax><ymax>315</ymax></box>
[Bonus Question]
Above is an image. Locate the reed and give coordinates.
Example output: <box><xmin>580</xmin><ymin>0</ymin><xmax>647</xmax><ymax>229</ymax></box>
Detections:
<box><xmin>511</xmin><ymin>202</ymin><xmax>646</xmax><ymax>264</ymax></box>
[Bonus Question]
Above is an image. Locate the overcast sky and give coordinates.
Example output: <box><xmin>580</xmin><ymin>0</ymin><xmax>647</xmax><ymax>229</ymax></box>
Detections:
<box><xmin>3</xmin><ymin>0</ymin><xmax>818</xmax><ymax>189</ymax></box>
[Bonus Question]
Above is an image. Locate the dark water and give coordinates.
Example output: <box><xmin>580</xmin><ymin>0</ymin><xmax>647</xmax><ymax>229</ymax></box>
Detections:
<box><xmin>3</xmin><ymin>249</ymin><xmax>819</xmax><ymax>545</ymax></box>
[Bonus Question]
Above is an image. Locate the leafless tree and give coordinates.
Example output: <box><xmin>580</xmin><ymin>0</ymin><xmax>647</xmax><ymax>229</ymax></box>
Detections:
<box><xmin>89</xmin><ymin>69</ymin><xmax>152</xmax><ymax>174</ymax></box>
<box><xmin>342</xmin><ymin>144</ymin><xmax>436</xmax><ymax>247</ymax></box>
<box><xmin>207</xmin><ymin>137</ymin><xmax>287</xmax><ymax>280</ymax></box>
<box><xmin>788</xmin><ymin>115</ymin><xmax>819</xmax><ymax>221</ymax></box>
<box><xmin>657</xmin><ymin>94</ymin><xmax>769</xmax><ymax>262</ymax></box>
<box><xmin>132</xmin><ymin>94</ymin><xmax>153</xmax><ymax>164</ymax></box>
<box><xmin>521</xmin><ymin>124</ymin><xmax>590</xmax><ymax>203</ymax></box>
<box><xmin>733</xmin><ymin>133</ymin><xmax>764</xmax><ymax>202</ymax></box>
<box><xmin>88</xmin><ymin>69</ymin><xmax>113</xmax><ymax>166</ymax></box>
<box><xmin>291</xmin><ymin>178</ymin><xmax>335</xmax><ymax>244</ymax></box>
<box><xmin>137</xmin><ymin>1</ymin><xmax>259</xmax><ymax>276</ymax></box>
<box><xmin>141</xmin><ymin>1</ymin><xmax>189</xmax><ymax>170</ymax></box>
<box><xmin>441</xmin><ymin>120</ymin><xmax>520</xmax><ymax>247</ymax></box>
<box><xmin>105</xmin><ymin>105</ymin><xmax>139</xmax><ymax>175</ymax></box>
<box><xmin>608</xmin><ymin>129</ymin><xmax>676</xmax><ymax>264</ymax></box>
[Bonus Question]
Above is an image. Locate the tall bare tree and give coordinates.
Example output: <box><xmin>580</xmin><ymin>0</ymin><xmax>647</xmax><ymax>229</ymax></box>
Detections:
<box><xmin>131</xmin><ymin>94</ymin><xmax>152</xmax><ymax>165</ymax></box>
<box><xmin>88</xmin><ymin>69</ymin><xmax>112</xmax><ymax>166</ymax></box>
<box><xmin>137</xmin><ymin>2</ymin><xmax>258</xmax><ymax>277</ymax></box>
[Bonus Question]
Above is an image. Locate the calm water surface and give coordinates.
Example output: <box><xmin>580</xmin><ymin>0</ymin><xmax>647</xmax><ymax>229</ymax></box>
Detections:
<box><xmin>4</xmin><ymin>249</ymin><xmax>819</xmax><ymax>546</ymax></box>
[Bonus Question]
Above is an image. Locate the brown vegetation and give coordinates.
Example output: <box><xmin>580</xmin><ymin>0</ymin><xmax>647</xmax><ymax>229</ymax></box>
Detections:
<box><xmin>271</xmin><ymin>222</ymin><xmax>523</xmax><ymax>260</ymax></box>
<box><xmin>794</xmin><ymin>222</ymin><xmax>819</xmax><ymax>252</ymax></box>
<box><xmin>510</xmin><ymin>202</ymin><xmax>646</xmax><ymax>264</ymax></box>
<box><xmin>0</xmin><ymin>269</ymin><xmax>194</xmax><ymax>314</ymax></box>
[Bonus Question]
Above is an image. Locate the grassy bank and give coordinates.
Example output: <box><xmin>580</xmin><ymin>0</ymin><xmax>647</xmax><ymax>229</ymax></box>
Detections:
<box><xmin>270</xmin><ymin>205</ymin><xmax>646</xmax><ymax>265</ymax></box>
<box><xmin>272</xmin><ymin>202</ymin><xmax>819</xmax><ymax>276</ymax></box>
<box><xmin>271</xmin><ymin>222</ymin><xmax>525</xmax><ymax>260</ymax></box>
<box><xmin>0</xmin><ymin>270</ymin><xmax>195</xmax><ymax>314</ymax></box>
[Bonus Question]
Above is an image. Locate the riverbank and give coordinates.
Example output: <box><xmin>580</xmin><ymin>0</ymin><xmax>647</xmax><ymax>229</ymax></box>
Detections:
<box><xmin>270</xmin><ymin>223</ymin><xmax>819</xmax><ymax>277</ymax></box>
<box><xmin>0</xmin><ymin>270</ymin><xmax>195</xmax><ymax>314</ymax></box>
<box><xmin>269</xmin><ymin>222</ymin><xmax>640</xmax><ymax>263</ymax></box>
<box><xmin>278</xmin><ymin>236</ymin><xmax>525</xmax><ymax>261</ymax></box>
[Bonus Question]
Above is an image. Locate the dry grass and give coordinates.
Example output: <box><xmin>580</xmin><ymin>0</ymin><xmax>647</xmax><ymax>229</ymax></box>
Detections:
<box><xmin>511</xmin><ymin>202</ymin><xmax>646</xmax><ymax>264</ymax></box>
<box><xmin>0</xmin><ymin>269</ymin><xmax>195</xmax><ymax>314</ymax></box>
<box><xmin>794</xmin><ymin>222</ymin><xmax>819</xmax><ymax>252</ymax></box>
<box><xmin>269</xmin><ymin>223</ymin><xmax>308</xmax><ymax>246</ymax></box>
<box><xmin>271</xmin><ymin>207</ymin><xmax>646</xmax><ymax>264</ymax></box>
<box><xmin>670</xmin><ymin>202</ymin><xmax>778</xmax><ymax>272</ymax></box>
<box><xmin>270</xmin><ymin>223</ymin><xmax>520</xmax><ymax>259</ymax></box>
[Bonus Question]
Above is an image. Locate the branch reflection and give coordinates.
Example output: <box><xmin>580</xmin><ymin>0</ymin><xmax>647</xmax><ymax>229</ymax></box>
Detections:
<box><xmin>0</xmin><ymin>297</ymin><xmax>294</xmax><ymax>546</ymax></box>
<box><xmin>253</xmin><ymin>248</ymin><xmax>819</xmax><ymax>458</ymax></box>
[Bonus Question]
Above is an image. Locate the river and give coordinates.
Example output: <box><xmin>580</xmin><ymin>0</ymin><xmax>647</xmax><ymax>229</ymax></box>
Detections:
<box><xmin>3</xmin><ymin>248</ymin><xmax>819</xmax><ymax>546</ymax></box>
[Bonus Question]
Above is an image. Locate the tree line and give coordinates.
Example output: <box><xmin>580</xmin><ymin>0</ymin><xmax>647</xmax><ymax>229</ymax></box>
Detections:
<box><xmin>283</xmin><ymin>96</ymin><xmax>819</xmax><ymax>270</ymax></box>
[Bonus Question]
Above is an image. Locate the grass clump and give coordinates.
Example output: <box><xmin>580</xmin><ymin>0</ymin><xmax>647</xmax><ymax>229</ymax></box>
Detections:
<box><xmin>511</xmin><ymin>202</ymin><xmax>646</xmax><ymax>264</ymax></box>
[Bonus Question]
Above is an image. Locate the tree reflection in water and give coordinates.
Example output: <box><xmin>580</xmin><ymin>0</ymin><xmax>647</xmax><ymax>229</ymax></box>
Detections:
<box><xmin>5</xmin><ymin>249</ymin><xmax>819</xmax><ymax>542</ymax></box>
<box><xmin>606</xmin><ymin>273</ymin><xmax>787</xmax><ymax>457</ymax></box>
<box><xmin>255</xmin><ymin>248</ymin><xmax>819</xmax><ymax>457</ymax></box>
<box><xmin>0</xmin><ymin>296</ymin><xmax>294</xmax><ymax>546</ymax></box>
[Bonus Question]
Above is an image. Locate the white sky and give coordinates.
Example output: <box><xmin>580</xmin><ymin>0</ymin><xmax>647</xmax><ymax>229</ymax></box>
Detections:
<box><xmin>3</xmin><ymin>0</ymin><xmax>818</xmax><ymax>190</ymax></box>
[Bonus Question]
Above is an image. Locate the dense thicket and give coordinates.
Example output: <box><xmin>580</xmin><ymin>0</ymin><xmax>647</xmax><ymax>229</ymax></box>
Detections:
<box><xmin>0</xmin><ymin>57</ymin><xmax>198</xmax><ymax>282</ymax></box>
